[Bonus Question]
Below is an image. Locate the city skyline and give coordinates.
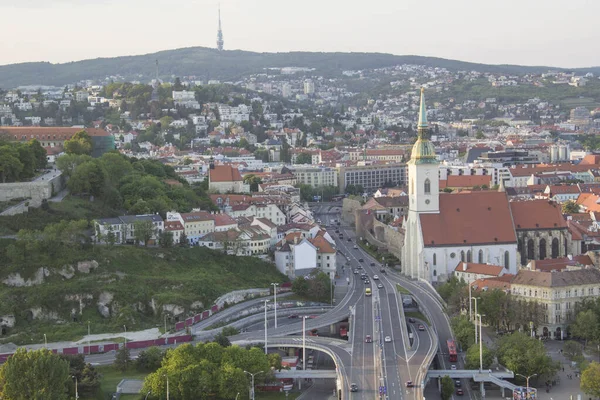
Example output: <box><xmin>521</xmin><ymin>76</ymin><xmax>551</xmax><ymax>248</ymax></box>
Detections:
<box><xmin>0</xmin><ymin>0</ymin><xmax>599</xmax><ymax>68</ymax></box>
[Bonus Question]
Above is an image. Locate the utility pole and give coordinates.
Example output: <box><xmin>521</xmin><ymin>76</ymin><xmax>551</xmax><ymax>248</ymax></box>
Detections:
<box><xmin>516</xmin><ymin>373</ymin><xmax>537</xmax><ymax>397</ymax></box>
<box><xmin>263</xmin><ymin>299</ymin><xmax>270</xmax><ymax>354</ymax></box>
<box><xmin>477</xmin><ymin>314</ymin><xmax>485</xmax><ymax>372</ymax></box>
<box><xmin>271</xmin><ymin>283</ymin><xmax>279</xmax><ymax>329</ymax></box>
<box><xmin>472</xmin><ymin>297</ymin><xmax>479</xmax><ymax>344</ymax></box>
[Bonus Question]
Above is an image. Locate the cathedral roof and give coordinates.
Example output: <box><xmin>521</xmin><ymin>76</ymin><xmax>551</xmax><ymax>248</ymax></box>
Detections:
<box><xmin>420</xmin><ymin>191</ymin><xmax>517</xmax><ymax>247</ymax></box>
<box><xmin>510</xmin><ymin>200</ymin><xmax>567</xmax><ymax>230</ymax></box>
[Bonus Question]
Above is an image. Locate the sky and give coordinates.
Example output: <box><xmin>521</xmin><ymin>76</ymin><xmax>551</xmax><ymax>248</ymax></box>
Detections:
<box><xmin>1</xmin><ymin>0</ymin><xmax>599</xmax><ymax>68</ymax></box>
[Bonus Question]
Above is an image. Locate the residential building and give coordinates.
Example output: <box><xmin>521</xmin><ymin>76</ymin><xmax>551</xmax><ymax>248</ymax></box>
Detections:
<box><xmin>208</xmin><ymin>163</ymin><xmax>250</xmax><ymax>193</ymax></box>
<box><xmin>94</xmin><ymin>214</ymin><xmax>164</xmax><ymax>245</ymax></box>
<box><xmin>291</xmin><ymin>166</ymin><xmax>338</xmax><ymax>188</ymax></box>
<box><xmin>338</xmin><ymin>163</ymin><xmax>407</xmax><ymax>194</ymax></box>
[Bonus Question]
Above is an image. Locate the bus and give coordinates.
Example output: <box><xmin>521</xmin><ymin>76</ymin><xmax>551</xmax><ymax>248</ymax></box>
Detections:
<box><xmin>365</xmin><ymin>288</ymin><xmax>372</xmax><ymax>297</ymax></box>
<box><xmin>447</xmin><ymin>339</ymin><xmax>458</xmax><ymax>362</ymax></box>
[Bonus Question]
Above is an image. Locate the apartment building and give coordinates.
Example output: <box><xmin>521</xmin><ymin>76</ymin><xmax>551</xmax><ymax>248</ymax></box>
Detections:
<box><xmin>338</xmin><ymin>163</ymin><xmax>407</xmax><ymax>194</ymax></box>
<box><xmin>291</xmin><ymin>166</ymin><xmax>338</xmax><ymax>188</ymax></box>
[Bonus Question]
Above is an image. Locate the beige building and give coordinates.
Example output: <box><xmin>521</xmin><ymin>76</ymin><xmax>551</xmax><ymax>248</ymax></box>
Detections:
<box><xmin>348</xmin><ymin>148</ymin><xmax>405</xmax><ymax>163</ymax></box>
<box><xmin>511</xmin><ymin>268</ymin><xmax>600</xmax><ymax>339</ymax></box>
<box><xmin>291</xmin><ymin>166</ymin><xmax>338</xmax><ymax>189</ymax></box>
<box><xmin>338</xmin><ymin>163</ymin><xmax>407</xmax><ymax>194</ymax></box>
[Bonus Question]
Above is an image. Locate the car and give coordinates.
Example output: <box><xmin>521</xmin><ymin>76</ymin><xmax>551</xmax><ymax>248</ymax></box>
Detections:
<box><xmin>405</xmin><ymin>381</ymin><xmax>414</xmax><ymax>388</ymax></box>
<box><xmin>384</xmin><ymin>336</ymin><xmax>392</xmax><ymax>343</ymax></box>
<box><xmin>373</xmin><ymin>275</ymin><xmax>379</xmax><ymax>280</ymax></box>
<box><xmin>408</xmin><ymin>317</ymin><xmax>416</xmax><ymax>323</ymax></box>
<box><xmin>353</xmin><ymin>269</ymin><xmax>359</xmax><ymax>274</ymax></box>
<box><xmin>450</xmin><ymin>365</ymin><xmax>457</xmax><ymax>370</ymax></box>
<box><xmin>364</xmin><ymin>280</ymin><xmax>370</xmax><ymax>285</ymax></box>
<box><xmin>358</xmin><ymin>258</ymin><xmax>364</xmax><ymax>262</ymax></box>
<box><xmin>377</xmin><ymin>283</ymin><xmax>384</xmax><ymax>289</ymax></box>
<box><xmin>350</xmin><ymin>383</ymin><xmax>358</xmax><ymax>392</ymax></box>
<box><xmin>455</xmin><ymin>380</ymin><xmax>461</xmax><ymax>388</ymax></box>
<box><xmin>288</xmin><ymin>314</ymin><xmax>298</xmax><ymax>319</ymax></box>
<box><xmin>418</xmin><ymin>324</ymin><xmax>425</xmax><ymax>331</ymax></box>
<box><xmin>335</xmin><ymin>229</ymin><xmax>339</xmax><ymax>233</ymax></box>
<box><xmin>353</xmin><ymin>245</ymin><xmax>358</xmax><ymax>249</ymax></box>
<box><xmin>339</xmin><ymin>235</ymin><xmax>344</xmax><ymax>239</ymax></box>
<box><xmin>347</xmin><ymin>238</ymin><xmax>351</xmax><ymax>242</ymax></box>
<box><xmin>380</xmin><ymin>268</ymin><xmax>386</xmax><ymax>273</ymax></box>
<box><xmin>365</xmin><ymin>335</ymin><xmax>372</xmax><ymax>343</ymax></box>
<box><xmin>456</xmin><ymin>388</ymin><xmax>464</xmax><ymax>396</ymax></box>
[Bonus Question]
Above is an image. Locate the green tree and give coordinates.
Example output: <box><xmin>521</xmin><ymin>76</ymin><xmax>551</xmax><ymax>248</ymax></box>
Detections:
<box><xmin>55</xmin><ymin>153</ymin><xmax>93</xmax><ymax>178</ymax></box>
<box><xmin>159</xmin><ymin>231</ymin><xmax>174</xmax><ymax>248</ymax></box>
<box><xmin>0</xmin><ymin>348</ymin><xmax>70</xmax><ymax>400</ymax></box>
<box><xmin>136</xmin><ymin>347</ymin><xmax>165</xmax><ymax>372</ymax></box>
<box><xmin>450</xmin><ymin>315</ymin><xmax>475</xmax><ymax>350</ymax></box>
<box><xmin>295</xmin><ymin>152</ymin><xmax>313</xmax><ymax>164</ymax></box>
<box><xmin>28</xmin><ymin>139</ymin><xmax>47</xmax><ymax>170</ymax></box>
<box><xmin>268</xmin><ymin>353</ymin><xmax>282</xmax><ymax>371</ymax></box>
<box><xmin>581</xmin><ymin>362</ymin><xmax>600</xmax><ymax>398</ymax></box>
<box><xmin>213</xmin><ymin>332</ymin><xmax>231</xmax><ymax>347</ymax></box>
<box><xmin>562</xmin><ymin>200</ymin><xmax>580</xmax><ymax>214</ymax></box>
<box><xmin>496</xmin><ymin>331</ymin><xmax>559</xmax><ymax>377</ymax></box>
<box><xmin>114</xmin><ymin>347</ymin><xmax>132</xmax><ymax>372</ymax></box>
<box><xmin>465</xmin><ymin>342</ymin><xmax>494</xmax><ymax>369</ymax></box>
<box><xmin>219</xmin><ymin>363</ymin><xmax>246</xmax><ymax>400</ymax></box>
<box><xmin>0</xmin><ymin>145</ymin><xmax>24</xmax><ymax>183</ymax></box>
<box><xmin>571</xmin><ymin>309</ymin><xmax>599</xmax><ymax>345</ymax></box>
<box><xmin>133</xmin><ymin>220</ymin><xmax>157</xmax><ymax>246</ymax></box>
<box><xmin>98</xmin><ymin>152</ymin><xmax>133</xmax><ymax>185</ymax></box>
<box><xmin>64</xmin><ymin>130</ymin><xmax>93</xmax><ymax>155</ymax></box>
<box><xmin>441</xmin><ymin>375</ymin><xmax>455</xmax><ymax>400</ymax></box>
<box><xmin>563</xmin><ymin>340</ymin><xmax>583</xmax><ymax>361</ymax></box>
<box><xmin>68</xmin><ymin>160</ymin><xmax>107</xmax><ymax>197</ymax></box>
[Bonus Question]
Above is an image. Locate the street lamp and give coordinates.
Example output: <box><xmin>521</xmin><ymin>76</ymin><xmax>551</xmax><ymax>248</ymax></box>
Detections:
<box><xmin>144</xmin><ymin>391</ymin><xmax>152</xmax><ymax>400</ymax></box>
<box><xmin>271</xmin><ymin>283</ymin><xmax>279</xmax><ymax>329</ymax></box>
<box><xmin>244</xmin><ymin>370</ymin><xmax>264</xmax><ymax>400</ymax></box>
<box><xmin>302</xmin><ymin>316</ymin><xmax>309</xmax><ymax>370</ymax></box>
<box><xmin>87</xmin><ymin>321</ymin><xmax>91</xmax><ymax>355</ymax></box>
<box><xmin>516</xmin><ymin>373</ymin><xmax>537</xmax><ymax>394</ymax></box>
<box><xmin>43</xmin><ymin>333</ymin><xmax>47</xmax><ymax>348</ymax></box>
<box><xmin>163</xmin><ymin>374</ymin><xmax>170</xmax><ymax>400</ymax></box>
<box><xmin>472</xmin><ymin>297</ymin><xmax>480</xmax><ymax>344</ymax></box>
<box><xmin>263</xmin><ymin>299</ymin><xmax>270</xmax><ymax>354</ymax></box>
<box><xmin>123</xmin><ymin>325</ymin><xmax>127</xmax><ymax>347</ymax></box>
<box><xmin>72</xmin><ymin>375</ymin><xmax>79</xmax><ymax>400</ymax></box>
<box><xmin>477</xmin><ymin>313</ymin><xmax>485</xmax><ymax>372</ymax></box>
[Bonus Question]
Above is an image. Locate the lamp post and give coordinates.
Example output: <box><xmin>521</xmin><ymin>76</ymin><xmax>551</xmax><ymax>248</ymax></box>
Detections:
<box><xmin>469</xmin><ymin>283</ymin><xmax>473</xmax><ymax>321</ymax></box>
<box><xmin>472</xmin><ymin>297</ymin><xmax>480</xmax><ymax>344</ymax></box>
<box><xmin>244</xmin><ymin>370</ymin><xmax>264</xmax><ymax>400</ymax></box>
<box><xmin>302</xmin><ymin>316</ymin><xmax>309</xmax><ymax>370</ymax></box>
<box><xmin>477</xmin><ymin>313</ymin><xmax>485</xmax><ymax>372</ymax></box>
<box><xmin>263</xmin><ymin>299</ymin><xmax>270</xmax><ymax>354</ymax></box>
<box><xmin>72</xmin><ymin>376</ymin><xmax>79</xmax><ymax>400</ymax></box>
<box><xmin>123</xmin><ymin>325</ymin><xmax>127</xmax><ymax>347</ymax></box>
<box><xmin>163</xmin><ymin>374</ymin><xmax>170</xmax><ymax>400</ymax></box>
<box><xmin>271</xmin><ymin>283</ymin><xmax>279</xmax><ymax>329</ymax></box>
<box><xmin>43</xmin><ymin>334</ymin><xmax>47</xmax><ymax>348</ymax></box>
<box><xmin>87</xmin><ymin>321</ymin><xmax>91</xmax><ymax>355</ymax></box>
<box><xmin>144</xmin><ymin>391</ymin><xmax>152</xmax><ymax>400</ymax></box>
<box><xmin>516</xmin><ymin>373</ymin><xmax>537</xmax><ymax>395</ymax></box>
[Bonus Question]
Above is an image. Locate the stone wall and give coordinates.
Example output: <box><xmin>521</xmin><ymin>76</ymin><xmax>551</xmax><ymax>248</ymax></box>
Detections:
<box><xmin>214</xmin><ymin>288</ymin><xmax>271</xmax><ymax>309</ymax></box>
<box><xmin>355</xmin><ymin>208</ymin><xmax>404</xmax><ymax>261</ymax></box>
<box><xmin>341</xmin><ymin>198</ymin><xmax>362</xmax><ymax>226</ymax></box>
<box><xmin>0</xmin><ymin>173</ymin><xmax>63</xmax><ymax>209</ymax></box>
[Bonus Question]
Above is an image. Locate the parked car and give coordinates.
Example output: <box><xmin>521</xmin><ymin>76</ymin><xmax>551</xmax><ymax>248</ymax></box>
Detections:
<box><xmin>353</xmin><ymin>245</ymin><xmax>358</xmax><ymax>249</ymax></box>
<box><xmin>347</xmin><ymin>238</ymin><xmax>351</xmax><ymax>242</ymax></box>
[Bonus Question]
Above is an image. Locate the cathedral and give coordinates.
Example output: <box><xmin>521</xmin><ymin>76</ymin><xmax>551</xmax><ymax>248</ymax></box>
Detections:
<box><xmin>402</xmin><ymin>89</ymin><xmax>519</xmax><ymax>283</ymax></box>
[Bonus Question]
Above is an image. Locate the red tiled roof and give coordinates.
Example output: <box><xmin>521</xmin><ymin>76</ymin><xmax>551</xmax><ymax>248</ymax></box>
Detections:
<box><xmin>510</xmin><ymin>200</ymin><xmax>567</xmax><ymax>230</ymax></box>
<box><xmin>164</xmin><ymin>221</ymin><xmax>184</xmax><ymax>231</ymax></box>
<box><xmin>470</xmin><ymin>275</ymin><xmax>513</xmax><ymax>292</ymax></box>
<box><xmin>447</xmin><ymin>175</ymin><xmax>492</xmax><ymax>188</ymax></box>
<box><xmin>420</xmin><ymin>192</ymin><xmax>517</xmax><ymax>247</ymax></box>
<box><xmin>209</xmin><ymin>165</ymin><xmax>243</xmax><ymax>183</ymax></box>
<box><xmin>309</xmin><ymin>235</ymin><xmax>335</xmax><ymax>254</ymax></box>
<box><xmin>213</xmin><ymin>213</ymin><xmax>237</xmax><ymax>227</ymax></box>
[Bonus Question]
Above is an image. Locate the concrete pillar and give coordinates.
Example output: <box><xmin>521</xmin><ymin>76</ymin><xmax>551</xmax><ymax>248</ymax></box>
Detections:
<box><xmin>437</xmin><ymin>377</ymin><xmax>441</xmax><ymax>392</ymax></box>
<box><xmin>330</xmin><ymin>324</ymin><xmax>336</xmax><ymax>335</ymax></box>
<box><xmin>480</xmin><ymin>381</ymin><xmax>485</xmax><ymax>398</ymax></box>
<box><xmin>501</xmin><ymin>387</ymin><xmax>505</xmax><ymax>397</ymax></box>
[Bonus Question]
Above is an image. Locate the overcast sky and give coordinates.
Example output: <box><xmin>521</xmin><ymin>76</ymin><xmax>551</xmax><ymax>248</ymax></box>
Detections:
<box><xmin>1</xmin><ymin>0</ymin><xmax>598</xmax><ymax>68</ymax></box>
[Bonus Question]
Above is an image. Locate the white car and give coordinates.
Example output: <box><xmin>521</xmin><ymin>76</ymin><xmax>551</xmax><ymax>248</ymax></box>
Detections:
<box><xmin>384</xmin><ymin>336</ymin><xmax>392</xmax><ymax>343</ymax></box>
<box><xmin>353</xmin><ymin>245</ymin><xmax>358</xmax><ymax>249</ymax></box>
<box><xmin>373</xmin><ymin>275</ymin><xmax>379</xmax><ymax>280</ymax></box>
<box><xmin>451</xmin><ymin>365</ymin><xmax>457</xmax><ymax>370</ymax></box>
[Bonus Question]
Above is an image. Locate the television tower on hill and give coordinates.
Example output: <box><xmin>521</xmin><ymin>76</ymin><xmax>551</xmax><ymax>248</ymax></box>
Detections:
<box><xmin>216</xmin><ymin>5</ymin><xmax>224</xmax><ymax>51</ymax></box>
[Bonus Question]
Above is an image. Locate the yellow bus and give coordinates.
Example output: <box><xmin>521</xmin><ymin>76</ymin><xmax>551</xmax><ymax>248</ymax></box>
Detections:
<box><xmin>365</xmin><ymin>288</ymin><xmax>372</xmax><ymax>296</ymax></box>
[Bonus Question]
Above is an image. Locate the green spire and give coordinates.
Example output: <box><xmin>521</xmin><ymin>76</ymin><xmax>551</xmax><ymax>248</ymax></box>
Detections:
<box><xmin>418</xmin><ymin>87</ymin><xmax>428</xmax><ymax>130</ymax></box>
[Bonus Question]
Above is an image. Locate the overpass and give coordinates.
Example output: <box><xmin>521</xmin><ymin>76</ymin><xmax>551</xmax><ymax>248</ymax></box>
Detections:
<box><xmin>275</xmin><ymin>370</ymin><xmax>338</xmax><ymax>379</ymax></box>
<box><xmin>427</xmin><ymin>369</ymin><xmax>518</xmax><ymax>396</ymax></box>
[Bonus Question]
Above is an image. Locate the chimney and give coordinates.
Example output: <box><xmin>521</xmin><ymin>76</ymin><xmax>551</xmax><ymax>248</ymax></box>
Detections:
<box><xmin>463</xmin><ymin>262</ymin><xmax>467</xmax><ymax>271</ymax></box>
<box><xmin>530</xmin><ymin>260</ymin><xmax>536</xmax><ymax>271</ymax></box>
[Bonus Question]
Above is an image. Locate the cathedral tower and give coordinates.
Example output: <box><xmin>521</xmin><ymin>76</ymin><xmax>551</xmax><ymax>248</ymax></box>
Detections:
<box><xmin>407</xmin><ymin>88</ymin><xmax>439</xmax><ymax>214</ymax></box>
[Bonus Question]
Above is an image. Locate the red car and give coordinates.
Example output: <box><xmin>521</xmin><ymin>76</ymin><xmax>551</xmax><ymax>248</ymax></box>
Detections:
<box><xmin>365</xmin><ymin>335</ymin><xmax>372</xmax><ymax>343</ymax></box>
<box><xmin>456</xmin><ymin>388</ymin><xmax>464</xmax><ymax>396</ymax></box>
<box><xmin>418</xmin><ymin>324</ymin><xmax>425</xmax><ymax>331</ymax></box>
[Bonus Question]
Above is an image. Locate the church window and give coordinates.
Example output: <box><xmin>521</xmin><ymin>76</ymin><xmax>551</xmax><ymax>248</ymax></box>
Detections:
<box><xmin>450</xmin><ymin>252</ymin><xmax>456</xmax><ymax>259</ymax></box>
<box><xmin>424</xmin><ymin>179</ymin><xmax>431</xmax><ymax>194</ymax></box>
<box><xmin>478</xmin><ymin>250</ymin><xmax>483</xmax><ymax>264</ymax></box>
<box><xmin>433</xmin><ymin>269</ymin><xmax>437</xmax><ymax>277</ymax></box>
<box><xmin>460</xmin><ymin>251</ymin><xmax>465</xmax><ymax>262</ymax></box>
<box><xmin>539</xmin><ymin>238</ymin><xmax>547</xmax><ymax>260</ymax></box>
<box><xmin>433</xmin><ymin>253</ymin><xmax>437</xmax><ymax>266</ymax></box>
<box><xmin>504</xmin><ymin>251</ymin><xmax>510</xmax><ymax>269</ymax></box>
<box><xmin>527</xmin><ymin>239</ymin><xmax>534</xmax><ymax>260</ymax></box>
<box><xmin>551</xmin><ymin>238</ymin><xmax>559</xmax><ymax>258</ymax></box>
<box><xmin>467</xmin><ymin>250</ymin><xmax>472</xmax><ymax>263</ymax></box>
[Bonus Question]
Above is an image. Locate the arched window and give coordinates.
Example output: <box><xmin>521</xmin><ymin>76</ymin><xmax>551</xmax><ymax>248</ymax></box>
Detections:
<box><xmin>433</xmin><ymin>253</ymin><xmax>437</xmax><ymax>266</ymax></box>
<box><xmin>527</xmin><ymin>239</ymin><xmax>534</xmax><ymax>260</ymax></box>
<box><xmin>552</xmin><ymin>238</ymin><xmax>559</xmax><ymax>258</ymax></box>
<box><xmin>467</xmin><ymin>250</ymin><xmax>472</xmax><ymax>263</ymax></box>
<box><xmin>539</xmin><ymin>238</ymin><xmax>547</xmax><ymax>260</ymax></box>
<box><xmin>433</xmin><ymin>269</ymin><xmax>437</xmax><ymax>277</ymax></box>
<box><xmin>478</xmin><ymin>249</ymin><xmax>483</xmax><ymax>264</ymax></box>
<box><xmin>424</xmin><ymin>178</ymin><xmax>431</xmax><ymax>194</ymax></box>
<box><xmin>460</xmin><ymin>251</ymin><xmax>465</xmax><ymax>262</ymax></box>
<box><xmin>504</xmin><ymin>251</ymin><xmax>510</xmax><ymax>269</ymax></box>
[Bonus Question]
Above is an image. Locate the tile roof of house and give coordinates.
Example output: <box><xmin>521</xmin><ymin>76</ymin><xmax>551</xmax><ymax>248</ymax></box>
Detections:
<box><xmin>446</xmin><ymin>175</ymin><xmax>492</xmax><ymax>188</ymax></box>
<box><xmin>420</xmin><ymin>191</ymin><xmax>517</xmax><ymax>247</ymax></box>
<box><xmin>213</xmin><ymin>213</ymin><xmax>237</xmax><ymax>226</ymax></box>
<box><xmin>470</xmin><ymin>275</ymin><xmax>514</xmax><ymax>292</ymax></box>
<box><xmin>374</xmin><ymin>196</ymin><xmax>409</xmax><ymax>208</ymax></box>
<box><xmin>164</xmin><ymin>221</ymin><xmax>184</xmax><ymax>231</ymax></box>
<box><xmin>546</xmin><ymin>185</ymin><xmax>581</xmax><ymax>194</ymax></box>
<box><xmin>454</xmin><ymin>262</ymin><xmax>504</xmax><ymax>276</ymax></box>
<box><xmin>510</xmin><ymin>200</ymin><xmax>567</xmax><ymax>230</ymax></box>
<box><xmin>209</xmin><ymin>164</ymin><xmax>243</xmax><ymax>182</ymax></box>
<box><xmin>512</xmin><ymin>268</ymin><xmax>600</xmax><ymax>288</ymax></box>
<box><xmin>255</xmin><ymin>217</ymin><xmax>277</xmax><ymax>229</ymax></box>
<box><xmin>309</xmin><ymin>235</ymin><xmax>336</xmax><ymax>254</ymax></box>
<box><xmin>577</xmin><ymin>192</ymin><xmax>600</xmax><ymax>212</ymax></box>
<box><xmin>181</xmin><ymin>211</ymin><xmax>214</xmax><ymax>222</ymax></box>
<box><xmin>531</xmin><ymin>255</ymin><xmax>594</xmax><ymax>271</ymax></box>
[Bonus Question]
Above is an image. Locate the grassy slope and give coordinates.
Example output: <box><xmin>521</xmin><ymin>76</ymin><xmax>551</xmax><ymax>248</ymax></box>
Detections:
<box><xmin>0</xmin><ymin>244</ymin><xmax>287</xmax><ymax>344</ymax></box>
